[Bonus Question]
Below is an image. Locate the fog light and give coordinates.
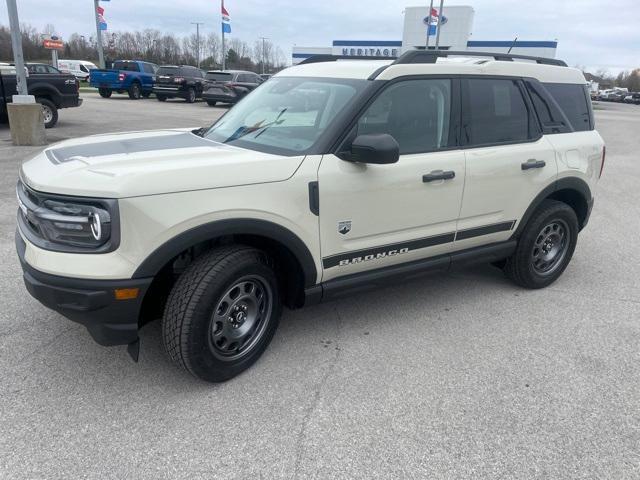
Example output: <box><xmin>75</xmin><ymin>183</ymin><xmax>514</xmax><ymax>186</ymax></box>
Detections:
<box><xmin>114</xmin><ymin>288</ymin><xmax>139</xmax><ymax>300</ymax></box>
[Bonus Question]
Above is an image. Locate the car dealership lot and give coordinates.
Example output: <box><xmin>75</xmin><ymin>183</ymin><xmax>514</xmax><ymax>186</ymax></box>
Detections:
<box><xmin>1</xmin><ymin>96</ymin><xmax>639</xmax><ymax>479</ymax></box>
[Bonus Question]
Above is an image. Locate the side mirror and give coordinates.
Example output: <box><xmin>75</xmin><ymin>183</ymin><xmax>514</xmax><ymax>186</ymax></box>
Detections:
<box><xmin>343</xmin><ymin>133</ymin><xmax>399</xmax><ymax>165</ymax></box>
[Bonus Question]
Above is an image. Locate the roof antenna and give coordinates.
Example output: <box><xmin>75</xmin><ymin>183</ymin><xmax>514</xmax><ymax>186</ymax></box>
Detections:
<box><xmin>507</xmin><ymin>36</ymin><xmax>518</xmax><ymax>54</ymax></box>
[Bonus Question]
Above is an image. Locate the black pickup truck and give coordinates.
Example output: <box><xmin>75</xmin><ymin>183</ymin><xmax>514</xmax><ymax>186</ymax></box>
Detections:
<box><xmin>0</xmin><ymin>64</ymin><xmax>82</xmax><ymax>128</ymax></box>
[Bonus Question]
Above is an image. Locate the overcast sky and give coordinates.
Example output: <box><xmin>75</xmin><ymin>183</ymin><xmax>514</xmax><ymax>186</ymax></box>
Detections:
<box><xmin>2</xmin><ymin>0</ymin><xmax>638</xmax><ymax>72</ymax></box>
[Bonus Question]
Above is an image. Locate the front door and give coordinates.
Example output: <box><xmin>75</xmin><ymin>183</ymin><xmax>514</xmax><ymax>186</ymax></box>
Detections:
<box><xmin>318</xmin><ymin>78</ymin><xmax>466</xmax><ymax>281</ymax></box>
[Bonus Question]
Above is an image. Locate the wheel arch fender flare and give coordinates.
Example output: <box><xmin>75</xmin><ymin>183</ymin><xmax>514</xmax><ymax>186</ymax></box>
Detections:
<box><xmin>30</xmin><ymin>84</ymin><xmax>62</xmax><ymax>105</ymax></box>
<box><xmin>132</xmin><ymin>218</ymin><xmax>318</xmax><ymax>287</ymax></box>
<box><xmin>512</xmin><ymin>177</ymin><xmax>592</xmax><ymax>239</ymax></box>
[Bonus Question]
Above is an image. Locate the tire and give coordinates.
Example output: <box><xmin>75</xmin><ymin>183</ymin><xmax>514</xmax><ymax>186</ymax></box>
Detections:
<box><xmin>142</xmin><ymin>91</ymin><xmax>151</xmax><ymax>99</ymax></box>
<box><xmin>504</xmin><ymin>200</ymin><xmax>579</xmax><ymax>289</ymax></box>
<box><xmin>162</xmin><ymin>246</ymin><xmax>282</xmax><ymax>382</ymax></box>
<box><xmin>128</xmin><ymin>82</ymin><xmax>141</xmax><ymax>100</ymax></box>
<box><xmin>157</xmin><ymin>95</ymin><xmax>167</xmax><ymax>102</ymax></box>
<box><xmin>185</xmin><ymin>87</ymin><xmax>196</xmax><ymax>103</ymax></box>
<box><xmin>37</xmin><ymin>98</ymin><xmax>58</xmax><ymax>128</ymax></box>
<box><xmin>98</xmin><ymin>88</ymin><xmax>112</xmax><ymax>98</ymax></box>
<box><xmin>206</xmin><ymin>100</ymin><xmax>217</xmax><ymax>107</ymax></box>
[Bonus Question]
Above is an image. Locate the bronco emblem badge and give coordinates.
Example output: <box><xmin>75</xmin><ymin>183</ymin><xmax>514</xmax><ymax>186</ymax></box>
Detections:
<box><xmin>338</xmin><ymin>220</ymin><xmax>352</xmax><ymax>235</ymax></box>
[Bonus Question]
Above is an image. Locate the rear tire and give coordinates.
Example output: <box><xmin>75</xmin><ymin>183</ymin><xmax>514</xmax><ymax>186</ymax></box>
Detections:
<box><xmin>128</xmin><ymin>82</ymin><xmax>141</xmax><ymax>100</ymax></box>
<box><xmin>162</xmin><ymin>246</ymin><xmax>282</xmax><ymax>383</ymax></box>
<box><xmin>98</xmin><ymin>88</ymin><xmax>112</xmax><ymax>98</ymax></box>
<box><xmin>142</xmin><ymin>91</ymin><xmax>151</xmax><ymax>99</ymax></box>
<box><xmin>504</xmin><ymin>200</ymin><xmax>578</xmax><ymax>289</ymax></box>
<box><xmin>37</xmin><ymin>98</ymin><xmax>58</xmax><ymax>128</ymax></box>
<box><xmin>206</xmin><ymin>100</ymin><xmax>217</xmax><ymax>107</ymax></box>
<box><xmin>185</xmin><ymin>87</ymin><xmax>196</xmax><ymax>103</ymax></box>
<box><xmin>157</xmin><ymin>95</ymin><xmax>167</xmax><ymax>102</ymax></box>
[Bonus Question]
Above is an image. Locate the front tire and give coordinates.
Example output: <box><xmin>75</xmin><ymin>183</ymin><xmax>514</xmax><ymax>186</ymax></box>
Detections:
<box><xmin>162</xmin><ymin>246</ymin><xmax>281</xmax><ymax>382</ymax></box>
<box><xmin>98</xmin><ymin>88</ymin><xmax>112</xmax><ymax>98</ymax></box>
<box><xmin>185</xmin><ymin>87</ymin><xmax>196</xmax><ymax>103</ymax></box>
<box><xmin>206</xmin><ymin>100</ymin><xmax>217</xmax><ymax>107</ymax></box>
<box><xmin>156</xmin><ymin>95</ymin><xmax>167</xmax><ymax>102</ymax></box>
<box><xmin>504</xmin><ymin>200</ymin><xmax>578</xmax><ymax>289</ymax></box>
<box><xmin>37</xmin><ymin>98</ymin><xmax>58</xmax><ymax>128</ymax></box>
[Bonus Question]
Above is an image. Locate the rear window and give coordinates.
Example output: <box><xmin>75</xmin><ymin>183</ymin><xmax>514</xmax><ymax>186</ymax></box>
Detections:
<box><xmin>544</xmin><ymin>83</ymin><xmax>592</xmax><ymax>131</ymax></box>
<box><xmin>113</xmin><ymin>61</ymin><xmax>140</xmax><ymax>72</ymax></box>
<box><xmin>465</xmin><ymin>78</ymin><xmax>535</xmax><ymax>146</ymax></box>
<box><xmin>157</xmin><ymin>67</ymin><xmax>179</xmax><ymax>76</ymax></box>
<box><xmin>206</xmin><ymin>72</ymin><xmax>232</xmax><ymax>81</ymax></box>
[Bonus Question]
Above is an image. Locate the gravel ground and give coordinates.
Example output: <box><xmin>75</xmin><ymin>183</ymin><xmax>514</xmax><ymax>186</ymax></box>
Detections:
<box><xmin>1</xmin><ymin>95</ymin><xmax>639</xmax><ymax>479</ymax></box>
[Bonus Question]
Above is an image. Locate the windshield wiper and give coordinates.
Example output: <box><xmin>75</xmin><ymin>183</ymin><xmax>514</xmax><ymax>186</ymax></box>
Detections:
<box><xmin>224</xmin><ymin>108</ymin><xmax>288</xmax><ymax>143</ymax></box>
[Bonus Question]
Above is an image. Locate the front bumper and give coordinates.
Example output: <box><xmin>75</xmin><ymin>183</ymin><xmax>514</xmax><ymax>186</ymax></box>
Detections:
<box><xmin>16</xmin><ymin>231</ymin><xmax>152</xmax><ymax>347</ymax></box>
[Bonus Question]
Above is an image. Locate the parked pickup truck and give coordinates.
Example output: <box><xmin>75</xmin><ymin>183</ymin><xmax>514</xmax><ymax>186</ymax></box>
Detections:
<box><xmin>89</xmin><ymin>60</ymin><xmax>157</xmax><ymax>100</ymax></box>
<box><xmin>0</xmin><ymin>64</ymin><xmax>82</xmax><ymax>128</ymax></box>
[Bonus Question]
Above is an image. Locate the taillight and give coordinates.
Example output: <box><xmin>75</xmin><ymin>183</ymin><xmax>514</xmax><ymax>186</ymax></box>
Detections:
<box><xmin>599</xmin><ymin>145</ymin><xmax>606</xmax><ymax>178</ymax></box>
<box><xmin>118</xmin><ymin>73</ymin><xmax>126</xmax><ymax>82</ymax></box>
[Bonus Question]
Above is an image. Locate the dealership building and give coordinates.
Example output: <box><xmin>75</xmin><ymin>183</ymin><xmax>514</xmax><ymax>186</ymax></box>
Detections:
<box><xmin>292</xmin><ymin>6</ymin><xmax>557</xmax><ymax>63</ymax></box>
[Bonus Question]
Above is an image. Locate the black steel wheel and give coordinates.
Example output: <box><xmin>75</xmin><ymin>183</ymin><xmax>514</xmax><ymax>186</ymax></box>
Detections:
<box><xmin>162</xmin><ymin>246</ymin><xmax>281</xmax><ymax>382</ymax></box>
<box><xmin>504</xmin><ymin>200</ymin><xmax>578</xmax><ymax>289</ymax></box>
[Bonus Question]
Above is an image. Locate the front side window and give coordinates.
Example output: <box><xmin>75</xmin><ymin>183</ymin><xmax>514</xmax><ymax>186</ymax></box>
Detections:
<box><xmin>357</xmin><ymin>79</ymin><xmax>452</xmax><ymax>154</ymax></box>
<box><xmin>465</xmin><ymin>78</ymin><xmax>533</xmax><ymax>146</ymax></box>
<box><xmin>204</xmin><ymin>77</ymin><xmax>366</xmax><ymax>155</ymax></box>
<box><xmin>80</xmin><ymin>65</ymin><xmax>88</xmax><ymax>73</ymax></box>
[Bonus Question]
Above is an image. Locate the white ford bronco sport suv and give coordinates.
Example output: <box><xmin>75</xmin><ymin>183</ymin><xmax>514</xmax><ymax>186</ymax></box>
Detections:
<box><xmin>16</xmin><ymin>50</ymin><xmax>605</xmax><ymax>382</ymax></box>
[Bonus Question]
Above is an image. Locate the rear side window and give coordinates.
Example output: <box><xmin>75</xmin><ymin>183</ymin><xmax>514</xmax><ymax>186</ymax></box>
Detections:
<box><xmin>464</xmin><ymin>79</ymin><xmax>534</xmax><ymax>146</ymax></box>
<box><xmin>544</xmin><ymin>83</ymin><xmax>592</xmax><ymax>131</ymax></box>
<box><xmin>357</xmin><ymin>79</ymin><xmax>452</xmax><ymax>154</ymax></box>
<box><xmin>524</xmin><ymin>80</ymin><xmax>571</xmax><ymax>134</ymax></box>
<box><xmin>206</xmin><ymin>72</ymin><xmax>231</xmax><ymax>82</ymax></box>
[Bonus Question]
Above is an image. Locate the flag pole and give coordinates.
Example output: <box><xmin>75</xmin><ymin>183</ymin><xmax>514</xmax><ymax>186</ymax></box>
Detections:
<box><xmin>426</xmin><ymin>0</ymin><xmax>434</xmax><ymax>48</ymax></box>
<box><xmin>221</xmin><ymin>0</ymin><xmax>226</xmax><ymax>70</ymax></box>
<box><xmin>434</xmin><ymin>0</ymin><xmax>444</xmax><ymax>50</ymax></box>
<box><xmin>93</xmin><ymin>0</ymin><xmax>105</xmax><ymax>68</ymax></box>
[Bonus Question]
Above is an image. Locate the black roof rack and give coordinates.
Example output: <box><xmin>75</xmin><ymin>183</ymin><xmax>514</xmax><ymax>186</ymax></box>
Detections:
<box><xmin>394</xmin><ymin>49</ymin><xmax>567</xmax><ymax>67</ymax></box>
<box><xmin>298</xmin><ymin>54</ymin><xmax>393</xmax><ymax>65</ymax></box>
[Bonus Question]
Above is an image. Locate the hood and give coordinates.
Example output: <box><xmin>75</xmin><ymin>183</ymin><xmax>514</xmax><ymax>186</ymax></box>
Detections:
<box><xmin>21</xmin><ymin>129</ymin><xmax>304</xmax><ymax>198</ymax></box>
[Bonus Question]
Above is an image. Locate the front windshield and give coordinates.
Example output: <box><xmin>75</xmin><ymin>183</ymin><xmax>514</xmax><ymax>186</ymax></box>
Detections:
<box><xmin>203</xmin><ymin>77</ymin><xmax>367</xmax><ymax>155</ymax></box>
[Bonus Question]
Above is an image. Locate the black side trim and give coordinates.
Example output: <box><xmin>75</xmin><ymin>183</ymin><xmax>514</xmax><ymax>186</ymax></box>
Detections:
<box><xmin>322</xmin><ymin>232</ymin><xmax>455</xmax><ymax>269</ymax></box>
<box><xmin>512</xmin><ymin>177</ymin><xmax>592</xmax><ymax>238</ymax></box>
<box><xmin>455</xmin><ymin>221</ymin><xmax>515</xmax><ymax>241</ymax></box>
<box><xmin>308</xmin><ymin>181</ymin><xmax>319</xmax><ymax>216</ymax></box>
<box><xmin>132</xmin><ymin>218</ymin><xmax>318</xmax><ymax>287</ymax></box>
<box><xmin>317</xmin><ymin>240</ymin><xmax>516</xmax><ymax>303</ymax></box>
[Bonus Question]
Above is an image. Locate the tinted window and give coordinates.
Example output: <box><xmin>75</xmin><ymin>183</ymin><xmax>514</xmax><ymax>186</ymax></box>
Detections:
<box><xmin>465</xmin><ymin>79</ymin><xmax>532</xmax><ymax>145</ymax></box>
<box><xmin>206</xmin><ymin>72</ymin><xmax>231</xmax><ymax>81</ymax></box>
<box><xmin>142</xmin><ymin>63</ymin><xmax>155</xmax><ymax>74</ymax></box>
<box><xmin>544</xmin><ymin>83</ymin><xmax>592</xmax><ymax>131</ymax></box>
<box><xmin>46</xmin><ymin>65</ymin><xmax>60</xmax><ymax>73</ymax></box>
<box><xmin>113</xmin><ymin>61</ymin><xmax>140</xmax><ymax>72</ymax></box>
<box><xmin>357</xmin><ymin>79</ymin><xmax>451</xmax><ymax>154</ymax></box>
<box><xmin>80</xmin><ymin>65</ymin><xmax>88</xmax><ymax>73</ymax></box>
<box><xmin>237</xmin><ymin>74</ymin><xmax>252</xmax><ymax>82</ymax></box>
<box><xmin>157</xmin><ymin>67</ymin><xmax>179</xmax><ymax>76</ymax></box>
<box><xmin>525</xmin><ymin>81</ymin><xmax>570</xmax><ymax>134</ymax></box>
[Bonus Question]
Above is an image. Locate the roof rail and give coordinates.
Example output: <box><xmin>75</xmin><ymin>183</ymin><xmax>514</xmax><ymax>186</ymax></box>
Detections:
<box><xmin>394</xmin><ymin>49</ymin><xmax>567</xmax><ymax>67</ymax></box>
<box><xmin>298</xmin><ymin>54</ymin><xmax>393</xmax><ymax>65</ymax></box>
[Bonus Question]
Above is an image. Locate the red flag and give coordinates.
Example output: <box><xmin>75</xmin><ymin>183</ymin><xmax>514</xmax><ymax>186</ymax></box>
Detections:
<box><xmin>221</xmin><ymin>0</ymin><xmax>229</xmax><ymax>16</ymax></box>
<box><xmin>97</xmin><ymin>5</ymin><xmax>104</xmax><ymax>15</ymax></box>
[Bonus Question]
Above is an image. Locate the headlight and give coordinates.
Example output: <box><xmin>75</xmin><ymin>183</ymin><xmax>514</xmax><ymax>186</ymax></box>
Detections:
<box><xmin>16</xmin><ymin>180</ymin><xmax>120</xmax><ymax>253</ymax></box>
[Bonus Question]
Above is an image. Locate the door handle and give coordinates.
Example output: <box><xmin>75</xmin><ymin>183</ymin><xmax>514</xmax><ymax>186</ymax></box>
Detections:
<box><xmin>521</xmin><ymin>159</ymin><xmax>546</xmax><ymax>170</ymax></box>
<box><xmin>423</xmin><ymin>170</ymin><xmax>455</xmax><ymax>182</ymax></box>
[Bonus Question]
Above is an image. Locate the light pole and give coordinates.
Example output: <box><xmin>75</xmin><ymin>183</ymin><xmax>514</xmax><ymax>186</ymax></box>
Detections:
<box><xmin>6</xmin><ymin>0</ymin><xmax>28</xmax><ymax>96</ymax></box>
<box><xmin>191</xmin><ymin>22</ymin><xmax>204</xmax><ymax>68</ymax></box>
<box><xmin>259</xmin><ymin>37</ymin><xmax>269</xmax><ymax>74</ymax></box>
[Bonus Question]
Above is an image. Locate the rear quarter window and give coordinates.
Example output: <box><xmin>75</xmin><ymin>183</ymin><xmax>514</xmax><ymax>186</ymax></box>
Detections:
<box><xmin>543</xmin><ymin>83</ymin><xmax>593</xmax><ymax>131</ymax></box>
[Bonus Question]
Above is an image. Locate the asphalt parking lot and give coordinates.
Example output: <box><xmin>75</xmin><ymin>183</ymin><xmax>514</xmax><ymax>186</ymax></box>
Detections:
<box><xmin>1</xmin><ymin>94</ymin><xmax>639</xmax><ymax>479</ymax></box>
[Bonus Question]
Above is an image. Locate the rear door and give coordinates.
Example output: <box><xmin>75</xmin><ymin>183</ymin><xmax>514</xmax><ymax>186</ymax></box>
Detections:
<box><xmin>318</xmin><ymin>78</ymin><xmax>466</xmax><ymax>281</ymax></box>
<box><xmin>455</xmin><ymin>77</ymin><xmax>557</xmax><ymax>251</ymax></box>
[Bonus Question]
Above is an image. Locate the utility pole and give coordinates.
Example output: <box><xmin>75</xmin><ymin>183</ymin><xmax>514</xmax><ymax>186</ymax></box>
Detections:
<box><xmin>434</xmin><ymin>0</ymin><xmax>445</xmax><ymax>50</ymax></box>
<box><xmin>425</xmin><ymin>0</ymin><xmax>434</xmax><ymax>49</ymax></box>
<box><xmin>191</xmin><ymin>22</ymin><xmax>204</xmax><ymax>68</ymax></box>
<box><xmin>6</xmin><ymin>0</ymin><xmax>28</xmax><ymax>96</ymax></box>
<box><xmin>259</xmin><ymin>37</ymin><xmax>269</xmax><ymax>74</ymax></box>
<box><xmin>93</xmin><ymin>0</ymin><xmax>105</xmax><ymax>68</ymax></box>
